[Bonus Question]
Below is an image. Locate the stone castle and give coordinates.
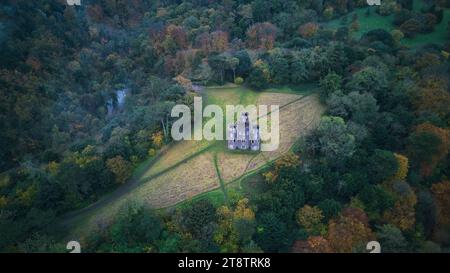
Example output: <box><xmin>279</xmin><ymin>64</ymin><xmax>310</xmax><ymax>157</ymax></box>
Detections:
<box><xmin>227</xmin><ymin>112</ymin><xmax>261</xmax><ymax>151</ymax></box>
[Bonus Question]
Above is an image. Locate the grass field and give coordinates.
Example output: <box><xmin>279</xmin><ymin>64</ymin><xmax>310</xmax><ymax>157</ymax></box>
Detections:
<box><xmin>60</xmin><ymin>85</ymin><xmax>324</xmax><ymax>241</ymax></box>
<box><xmin>326</xmin><ymin>1</ymin><xmax>450</xmax><ymax>47</ymax></box>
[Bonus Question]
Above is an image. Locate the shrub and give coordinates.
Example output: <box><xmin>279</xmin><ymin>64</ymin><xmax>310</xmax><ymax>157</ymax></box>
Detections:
<box><xmin>234</xmin><ymin>77</ymin><xmax>244</xmax><ymax>85</ymax></box>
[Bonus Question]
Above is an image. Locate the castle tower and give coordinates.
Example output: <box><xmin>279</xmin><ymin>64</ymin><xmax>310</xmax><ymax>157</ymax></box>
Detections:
<box><xmin>250</xmin><ymin>125</ymin><xmax>260</xmax><ymax>151</ymax></box>
<box><xmin>237</xmin><ymin>112</ymin><xmax>250</xmax><ymax>150</ymax></box>
<box><xmin>227</xmin><ymin>124</ymin><xmax>237</xmax><ymax>150</ymax></box>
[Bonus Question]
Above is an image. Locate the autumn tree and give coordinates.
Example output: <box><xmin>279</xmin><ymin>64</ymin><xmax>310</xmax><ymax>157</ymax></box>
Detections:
<box><xmin>106</xmin><ymin>156</ymin><xmax>133</xmax><ymax>184</ymax></box>
<box><xmin>298</xmin><ymin>22</ymin><xmax>319</xmax><ymax>38</ymax></box>
<box><xmin>196</xmin><ymin>32</ymin><xmax>212</xmax><ymax>54</ymax></box>
<box><xmin>292</xmin><ymin>236</ymin><xmax>333</xmax><ymax>253</ymax></box>
<box><xmin>296</xmin><ymin>205</ymin><xmax>325</xmax><ymax>235</ymax></box>
<box><xmin>151</xmin><ymin>131</ymin><xmax>164</xmax><ymax>149</ymax></box>
<box><xmin>391</xmin><ymin>153</ymin><xmax>409</xmax><ymax>182</ymax></box>
<box><xmin>210</xmin><ymin>31</ymin><xmax>229</xmax><ymax>52</ymax></box>
<box><xmin>263</xmin><ymin>152</ymin><xmax>300</xmax><ymax>183</ymax></box>
<box><xmin>214</xmin><ymin>199</ymin><xmax>256</xmax><ymax>252</ymax></box>
<box><xmin>162</xmin><ymin>24</ymin><xmax>188</xmax><ymax>54</ymax></box>
<box><xmin>407</xmin><ymin>123</ymin><xmax>449</xmax><ymax>177</ymax></box>
<box><xmin>327</xmin><ymin>213</ymin><xmax>374</xmax><ymax>253</ymax></box>
<box><xmin>431</xmin><ymin>181</ymin><xmax>450</xmax><ymax>227</ymax></box>
<box><xmin>246</xmin><ymin>23</ymin><xmax>277</xmax><ymax>50</ymax></box>
<box><xmin>383</xmin><ymin>181</ymin><xmax>417</xmax><ymax>231</ymax></box>
<box><xmin>414</xmin><ymin>86</ymin><xmax>450</xmax><ymax>119</ymax></box>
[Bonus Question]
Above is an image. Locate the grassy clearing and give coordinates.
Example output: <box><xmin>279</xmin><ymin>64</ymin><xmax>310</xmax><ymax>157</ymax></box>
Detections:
<box><xmin>326</xmin><ymin>6</ymin><xmax>395</xmax><ymax>39</ymax></box>
<box><xmin>217</xmin><ymin>151</ymin><xmax>256</xmax><ymax>182</ymax></box>
<box><xmin>325</xmin><ymin>1</ymin><xmax>450</xmax><ymax>47</ymax></box>
<box><xmin>133</xmin><ymin>151</ymin><xmax>220</xmax><ymax>208</ymax></box>
<box><xmin>144</xmin><ymin>140</ymin><xmax>211</xmax><ymax>177</ymax></box>
<box><xmin>403</xmin><ymin>8</ymin><xmax>450</xmax><ymax>47</ymax></box>
<box><xmin>62</xmin><ymin>85</ymin><xmax>323</xmax><ymax>240</ymax></box>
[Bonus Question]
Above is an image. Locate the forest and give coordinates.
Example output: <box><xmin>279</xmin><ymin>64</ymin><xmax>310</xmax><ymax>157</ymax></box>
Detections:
<box><xmin>0</xmin><ymin>0</ymin><xmax>449</xmax><ymax>253</ymax></box>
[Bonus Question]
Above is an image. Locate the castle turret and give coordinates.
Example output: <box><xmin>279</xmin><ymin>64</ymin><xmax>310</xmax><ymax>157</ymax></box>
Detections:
<box><xmin>227</xmin><ymin>124</ymin><xmax>237</xmax><ymax>150</ymax></box>
<box><xmin>237</xmin><ymin>113</ymin><xmax>250</xmax><ymax>150</ymax></box>
<box><xmin>250</xmin><ymin>125</ymin><xmax>260</xmax><ymax>151</ymax></box>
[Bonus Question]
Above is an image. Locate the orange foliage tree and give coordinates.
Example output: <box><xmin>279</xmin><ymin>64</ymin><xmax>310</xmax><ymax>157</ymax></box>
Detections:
<box><xmin>415</xmin><ymin>87</ymin><xmax>450</xmax><ymax>119</ymax></box>
<box><xmin>431</xmin><ymin>181</ymin><xmax>450</xmax><ymax>227</ymax></box>
<box><xmin>210</xmin><ymin>31</ymin><xmax>229</xmax><ymax>52</ymax></box>
<box><xmin>298</xmin><ymin>22</ymin><xmax>319</xmax><ymax>38</ymax></box>
<box><xmin>382</xmin><ymin>181</ymin><xmax>417</xmax><ymax>231</ymax></box>
<box><xmin>246</xmin><ymin>23</ymin><xmax>277</xmax><ymax>50</ymax></box>
<box><xmin>292</xmin><ymin>236</ymin><xmax>333</xmax><ymax>253</ymax></box>
<box><xmin>411</xmin><ymin>123</ymin><xmax>449</xmax><ymax>177</ymax></box>
<box><xmin>327</xmin><ymin>210</ymin><xmax>374</xmax><ymax>253</ymax></box>
<box><xmin>383</xmin><ymin>192</ymin><xmax>417</xmax><ymax>231</ymax></box>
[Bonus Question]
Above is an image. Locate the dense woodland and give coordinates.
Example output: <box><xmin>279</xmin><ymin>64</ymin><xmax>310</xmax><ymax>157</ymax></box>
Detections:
<box><xmin>0</xmin><ymin>0</ymin><xmax>449</xmax><ymax>252</ymax></box>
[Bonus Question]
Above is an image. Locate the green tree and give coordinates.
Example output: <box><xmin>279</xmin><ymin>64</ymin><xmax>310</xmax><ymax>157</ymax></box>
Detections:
<box><xmin>345</xmin><ymin>67</ymin><xmax>388</xmax><ymax>103</ymax></box>
<box><xmin>269</xmin><ymin>49</ymin><xmax>290</xmax><ymax>84</ymax></box>
<box><xmin>319</xmin><ymin>72</ymin><xmax>343</xmax><ymax>101</ymax></box>
<box><xmin>367</xmin><ymin>149</ymin><xmax>398</xmax><ymax>184</ymax></box>
<box><xmin>306</xmin><ymin>116</ymin><xmax>356</xmax><ymax>166</ymax></box>
<box><xmin>377</xmin><ymin>224</ymin><xmax>409</xmax><ymax>253</ymax></box>
<box><xmin>109</xmin><ymin>204</ymin><xmax>162</xmax><ymax>252</ymax></box>
<box><xmin>255</xmin><ymin>212</ymin><xmax>290</xmax><ymax>252</ymax></box>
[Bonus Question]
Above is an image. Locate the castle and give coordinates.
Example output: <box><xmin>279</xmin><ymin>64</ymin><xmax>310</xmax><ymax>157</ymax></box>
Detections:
<box><xmin>227</xmin><ymin>112</ymin><xmax>261</xmax><ymax>151</ymax></box>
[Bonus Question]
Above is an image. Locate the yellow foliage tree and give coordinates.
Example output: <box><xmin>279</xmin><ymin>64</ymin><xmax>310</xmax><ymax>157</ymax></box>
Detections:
<box><xmin>262</xmin><ymin>170</ymin><xmax>277</xmax><ymax>183</ymax></box>
<box><xmin>16</xmin><ymin>184</ymin><xmax>37</xmax><ymax>207</ymax></box>
<box><xmin>0</xmin><ymin>196</ymin><xmax>8</xmax><ymax>208</ymax></box>
<box><xmin>152</xmin><ymin>131</ymin><xmax>164</xmax><ymax>148</ymax></box>
<box><xmin>263</xmin><ymin>153</ymin><xmax>300</xmax><ymax>183</ymax></box>
<box><xmin>297</xmin><ymin>205</ymin><xmax>324</xmax><ymax>234</ymax></box>
<box><xmin>47</xmin><ymin>161</ymin><xmax>60</xmax><ymax>176</ymax></box>
<box><xmin>391</xmin><ymin>153</ymin><xmax>409</xmax><ymax>181</ymax></box>
<box><xmin>0</xmin><ymin>174</ymin><xmax>10</xmax><ymax>189</ymax></box>
<box><xmin>275</xmin><ymin>153</ymin><xmax>300</xmax><ymax>170</ymax></box>
<box><xmin>214</xmin><ymin>199</ymin><xmax>256</xmax><ymax>252</ymax></box>
<box><xmin>106</xmin><ymin>156</ymin><xmax>132</xmax><ymax>184</ymax></box>
<box><xmin>233</xmin><ymin>198</ymin><xmax>255</xmax><ymax>221</ymax></box>
<box><xmin>383</xmin><ymin>190</ymin><xmax>417</xmax><ymax>231</ymax></box>
<box><xmin>148</xmin><ymin>148</ymin><xmax>157</xmax><ymax>157</ymax></box>
<box><xmin>214</xmin><ymin>206</ymin><xmax>239</xmax><ymax>253</ymax></box>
